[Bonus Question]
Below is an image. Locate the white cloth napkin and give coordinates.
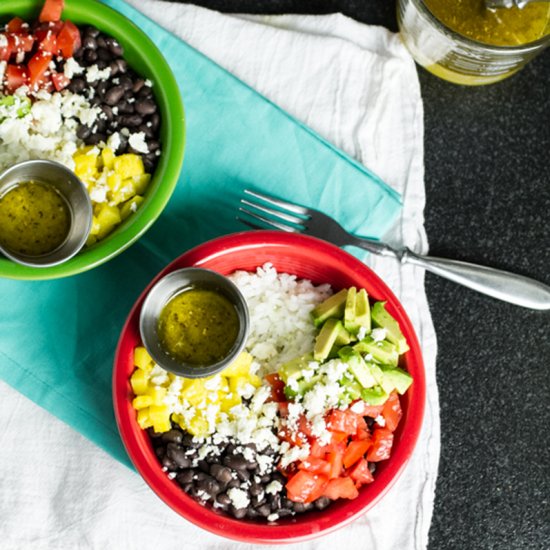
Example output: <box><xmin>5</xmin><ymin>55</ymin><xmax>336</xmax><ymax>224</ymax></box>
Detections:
<box><xmin>0</xmin><ymin>3</ymin><xmax>439</xmax><ymax>549</ymax></box>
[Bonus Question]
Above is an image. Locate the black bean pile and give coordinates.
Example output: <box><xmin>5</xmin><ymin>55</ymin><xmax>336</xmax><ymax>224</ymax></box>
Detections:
<box><xmin>69</xmin><ymin>25</ymin><xmax>161</xmax><ymax>172</ymax></box>
<box><xmin>149</xmin><ymin>424</ymin><xmax>333</xmax><ymax>521</ymax></box>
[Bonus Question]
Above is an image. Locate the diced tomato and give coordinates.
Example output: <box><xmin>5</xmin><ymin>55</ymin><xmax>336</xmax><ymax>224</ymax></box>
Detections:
<box><xmin>298</xmin><ymin>415</ymin><xmax>315</xmax><ymax>439</ymax></box>
<box><xmin>309</xmin><ymin>439</ymin><xmax>329</xmax><ymax>459</ymax></box>
<box><xmin>348</xmin><ymin>458</ymin><xmax>374</xmax><ymax>486</ymax></box>
<box><xmin>12</xmin><ymin>33</ymin><xmax>35</xmax><ymax>53</ymax></box>
<box><xmin>286</xmin><ymin>471</ymin><xmax>328</xmax><ymax>503</ymax></box>
<box><xmin>366</xmin><ymin>428</ymin><xmax>394</xmax><ymax>462</ymax></box>
<box><xmin>298</xmin><ymin>457</ymin><xmax>331</xmax><ymax>477</ymax></box>
<box><xmin>0</xmin><ymin>34</ymin><xmax>14</xmax><ymax>62</ymax></box>
<box><xmin>382</xmin><ymin>392</ymin><xmax>402</xmax><ymax>432</ymax></box>
<box><xmin>355</xmin><ymin>427</ymin><xmax>371</xmax><ymax>441</ymax></box>
<box><xmin>6</xmin><ymin>17</ymin><xmax>25</xmax><ymax>33</ymax></box>
<box><xmin>28</xmin><ymin>50</ymin><xmax>52</xmax><ymax>88</ymax></box>
<box><xmin>51</xmin><ymin>71</ymin><xmax>70</xmax><ymax>91</ymax></box>
<box><xmin>5</xmin><ymin>64</ymin><xmax>28</xmax><ymax>93</ymax></box>
<box><xmin>327</xmin><ymin>447</ymin><xmax>344</xmax><ymax>479</ymax></box>
<box><xmin>326</xmin><ymin>409</ymin><xmax>359</xmax><ymax>435</ymax></box>
<box><xmin>350</xmin><ymin>399</ymin><xmax>384</xmax><ymax>418</ymax></box>
<box><xmin>322</xmin><ymin>477</ymin><xmax>359</xmax><ymax>500</ymax></box>
<box><xmin>38</xmin><ymin>30</ymin><xmax>58</xmax><ymax>54</ymax></box>
<box><xmin>343</xmin><ymin>439</ymin><xmax>372</xmax><ymax>469</ymax></box>
<box><xmin>264</xmin><ymin>373</ymin><xmax>286</xmax><ymax>403</ymax></box>
<box><xmin>278</xmin><ymin>426</ymin><xmax>307</xmax><ymax>447</ymax></box>
<box><xmin>57</xmin><ymin>20</ymin><xmax>80</xmax><ymax>58</ymax></box>
<box><xmin>39</xmin><ymin>0</ymin><xmax>65</xmax><ymax>23</ymax></box>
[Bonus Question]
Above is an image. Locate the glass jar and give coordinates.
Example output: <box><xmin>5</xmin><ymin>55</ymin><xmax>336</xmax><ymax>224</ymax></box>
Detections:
<box><xmin>397</xmin><ymin>0</ymin><xmax>550</xmax><ymax>85</ymax></box>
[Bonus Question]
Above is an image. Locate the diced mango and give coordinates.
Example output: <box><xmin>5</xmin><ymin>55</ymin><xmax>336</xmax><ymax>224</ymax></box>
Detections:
<box><xmin>220</xmin><ymin>392</ymin><xmax>241</xmax><ymax>413</ymax></box>
<box><xmin>130</xmin><ymin>368</ymin><xmax>149</xmax><ymax>395</ymax></box>
<box><xmin>181</xmin><ymin>379</ymin><xmax>207</xmax><ymax>407</ymax></box>
<box><xmin>186</xmin><ymin>413</ymin><xmax>209</xmax><ymax>437</ymax></box>
<box><xmin>137</xmin><ymin>408</ymin><xmax>153</xmax><ymax>429</ymax></box>
<box><xmin>74</xmin><ymin>153</ymin><xmax>98</xmax><ymax>179</ymax></box>
<box><xmin>120</xmin><ymin>196</ymin><xmax>144</xmax><ymax>220</ymax></box>
<box><xmin>106</xmin><ymin>172</ymin><xmax>122</xmax><ymax>192</ymax></box>
<box><xmin>149</xmin><ymin>405</ymin><xmax>171</xmax><ymax>433</ymax></box>
<box><xmin>132</xmin><ymin>173</ymin><xmax>151</xmax><ymax>194</ymax></box>
<box><xmin>248</xmin><ymin>374</ymin><xmax>262</xmax><ymax>388</ymax></box>
<box><xmin>101</xmin><ymin>147</ymin><xmax>115</xmax><ymax>170</ymax></box>
<box><xmin>134</xmin><ymin>346</ymin><xmax>153</xmax><ymax>372</ymax></box>
<box><xmin>222</xmin><ymin>352</ymin><xmax>253</xmax><ymax>378</ymax></box>
<box><xmin>114</xmin><ymin>154</ymin><xmax>145</xmax><ymax>178</ymax></box>
<box><xmin>96</xmin><ymin>204</ymin><xmax>121</xmax><ymax>239</ymax></box>
<box><xmin>147</xmin><ymin>385</ymin><xmax>167</xmax><ymax>406</ymax></box>
<box><xmin>132</xmin><ymin>395</ymin><xmax>153</xmax><ymax>410</ymax></box>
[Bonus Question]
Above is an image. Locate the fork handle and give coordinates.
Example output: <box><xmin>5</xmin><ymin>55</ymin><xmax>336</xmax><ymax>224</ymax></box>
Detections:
<box><xmin>401</xmin><ymin>249</ymin><xmax>550</xmax><ymax>310</ymax></box>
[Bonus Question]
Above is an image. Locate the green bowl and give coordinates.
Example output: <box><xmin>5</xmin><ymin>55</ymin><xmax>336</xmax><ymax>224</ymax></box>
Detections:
<box><xmin>0</xmin><ymin>0</ymin><xmax>185</xmax><ymax>280</ymax></box>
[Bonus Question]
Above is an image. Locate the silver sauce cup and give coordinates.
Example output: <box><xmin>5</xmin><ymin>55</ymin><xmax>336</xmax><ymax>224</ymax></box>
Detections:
<box><xmin>0</xmin><ymin>160</ymin><xmax>92</xmax><ymax>268</ymax></box>
<box><xmin>140</xmin><ymin>267</ymin><xmax>250</xmax><ymax>378</ymax></box>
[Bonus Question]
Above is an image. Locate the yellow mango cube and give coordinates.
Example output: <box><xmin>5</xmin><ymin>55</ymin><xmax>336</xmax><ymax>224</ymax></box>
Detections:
<box><xmin>137</xmin><ymin>408</ymin><xmax>153</xmax><ymax>429</ymax></box>
<box><xmin>181</xmin><ymin>379</ymin><xmax>207</xmax><ymax>407</ymax></box>
<box><xmin>186</xmin><ymin>413</ymin><xmax>210</xmax><ymax>437</ymax></box>
<box><xmin>220</xmin><ymin>392</ymin><xmax>241</xmax><ymax>413</ymax></box>
<box><xmin>120</xmin><ymin>196</ymin><xmax>144</xmax><ymax>220</ymax></box>
<box><xmin>130</xmin><ymin>368</ymin><xmax>149</xmax><ymax>395</ymax></box>
<box><xmin>114</xmin><ymin>154</ymin><xmax>145</xmax><ymax>178</ymax></box>
<box><xmin>106</xmin><ymin>172</ymin><xmax>122</xmax><ymax>192</ymax></box>
<box><xmin>110</xmin><ymin>179</ymin><xmax>136</xmax><ymax>205</ymax></box>
<box><xmin>101</xmin><ymin>147</ymin><xmax>115</xmax><ymax>170</ymax></box>
<box><xmin>132</xmin><ymin>173</ymin><xmax>151</xmax><ymax>195</ymax></box>
<box><xmin>147</xmin><ymin>385</ymin><xmax>167</xmax><ymax>406</ymax></box>
<box><xmin>96</xmin><ymin>204</ymin><xmax>121</xmax><ymax>239</ymax></box>
<box><xmin>149</xmin><ymin>405</ymin><xmax>171</xmax><ymax>433</ymax></box>
<box><xmin>222</xmin><ymin>352</ymin><xmax>253</xmax><ymax>378</ymax></box>
<box><xmin>134</xmin><ymin>347</ymin><xmax>153</xmax><ymax>372</ymax></box>
<box><xmin>132</xmin><ymin>395</ymin><xmax>153</xmax><ymax>410</ymax></box>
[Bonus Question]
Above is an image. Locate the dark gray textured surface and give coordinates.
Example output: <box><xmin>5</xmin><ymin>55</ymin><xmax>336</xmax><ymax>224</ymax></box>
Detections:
<box><xmin>165</xmin><ymin>1</ymin><xmax>550</xmax><ymax>548</ymax></box>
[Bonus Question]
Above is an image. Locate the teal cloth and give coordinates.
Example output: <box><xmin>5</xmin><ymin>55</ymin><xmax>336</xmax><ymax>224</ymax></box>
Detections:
<box><xmin>0</xmin><ymin>0</ymin><xmax>401</xmax><ymax>469</ymax></box>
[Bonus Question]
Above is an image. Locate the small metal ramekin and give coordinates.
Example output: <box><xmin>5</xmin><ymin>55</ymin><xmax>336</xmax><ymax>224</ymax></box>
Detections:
<box><xmin>0</xmin><ymin>160</ymin><xmax>92</xmax><ymax>268</ymax></box>
<box><xmin>139</xmin><ymin>267</ymin><xmax>250</xmax><ymax>378</ymax></box>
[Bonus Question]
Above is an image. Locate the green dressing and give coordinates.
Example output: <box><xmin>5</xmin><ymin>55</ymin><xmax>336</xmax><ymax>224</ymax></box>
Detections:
<box><xmin>0</xmin><ymin>181</ymin><xmax>71</xmax><ymax>256</ymax></box>
<box><xmin>158</xmin><ymin>287</ymin><xmax>240</xmax><ymax>366</ymax></box>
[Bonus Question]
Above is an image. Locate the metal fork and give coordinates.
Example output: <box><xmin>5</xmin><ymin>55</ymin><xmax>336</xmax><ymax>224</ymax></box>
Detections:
<box><xmin>238</xmin><ymin>189</ymin><xmax>550</xmax><ymax>310</ymax></box>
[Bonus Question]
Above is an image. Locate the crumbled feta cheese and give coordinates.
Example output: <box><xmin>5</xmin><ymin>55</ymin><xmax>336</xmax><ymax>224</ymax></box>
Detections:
<box><xmin>128</xmin><ymin>131</ymin><xmax>148</xmax><ymax>154</ymax></box>
<box><xmin>227</xmin><ymin>488</ymin><xmax>250</xmax><ymax>509</ymax></box>
<box><xmin>265</xmin><ymin>480</ymin><xmax>283</xmax><ymax>495</ymax></box>
<box><xmin>357</xmin><ymin>326</ymin><xmax>368</xmax><ymax>341</ymax></box>
<box><xmin>267</xmin><ymin>513</ymin><xmax>279</xmax><ymax>522</ymax></box>
<box><xmin>375</xmin><ymin>415</ymin><xmax>386</xmax><ymax>427</ymax></box>
<box><xmin>86</xmin><ymin>64</ymin><xmax>111</xmax><ymax>83</ymax></box>
<box><xmin>63</xmin><ymin>57</ymin><xmax>84</xmax><ymax>79</ymax></box>
<box><xmin>371</xmin><ymin>328</ymin><xmax>387</xmax><ymax>342</ymax></box>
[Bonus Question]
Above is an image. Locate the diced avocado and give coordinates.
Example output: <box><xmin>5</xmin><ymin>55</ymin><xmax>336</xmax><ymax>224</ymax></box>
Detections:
<box><xmin>278</xmin><ymin>353</ymin><xmax>315</xmax><ymax>383</ymax></box>
<box><xmin>334</xmin><ymin>323</ymin><xmax>352</xmax><ymax>346</ymax></box>
<box><xmin>353</xmin><ymin>337</ymin><xmax>399</xmax><ymax>367</ymax></box>
<box><xmin>340</xmin><ymin>378</ymin><xmax>363</xmax><ymax>400</ymax></box>
<box><xmin>284</xmin><ymin>374</ymin><xmax>322</xmax><ymax>398</ymax></box>
<box><xmin>344</xmin><ymin>286</ymin><xmax>358</xmax><ymax>333</ymax></box>
<box><xmin>371</xmin><ymin>301</ymin><xmax>410</xmax><ymax>354</ymax></box>
<box><xmin>379</xmin><ymin>366</ymin><xmax>413</xmax><ymax>395</ymax></box>
<box><xmin>338</xmin><ymin>346</ymin><xmax>377</xmax><ymax>389</ymax></box>
<box><xmin>360</xmin><ymin>385</ymin><xmax>389</xmax><ymax>406</ymax></box>
<box><xmin>314</xmin><ymin>318</ymin><xmax>344</xmax><ymax>362</ymax></box>
<box><xmin>355</xmin><ymin>289</ymin><xmax>371</xmax><ymax>332</ymax></box>
<box><xmin>365</xmin><ymin>361</ymin><xmax>385</xmax><ymax>386</ymax></box>
<box><xmin>311</xmin><ymin>288</ymin><xmax>348</xmax><ymax>327</ymax></box>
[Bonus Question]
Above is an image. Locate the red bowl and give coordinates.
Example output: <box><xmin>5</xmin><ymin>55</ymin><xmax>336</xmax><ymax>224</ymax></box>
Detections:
<box><xmin>113</xmin><ymin>231</ymin><xmax>426</xmax><ymax>544</ymax></box>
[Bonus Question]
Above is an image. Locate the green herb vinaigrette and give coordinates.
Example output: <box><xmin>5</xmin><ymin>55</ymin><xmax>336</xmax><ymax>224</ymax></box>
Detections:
<box><xmin>0</xmin><ymin>181</ymin><xmax>71</xmax><ymax>256</ymax></box>
<box><xmin>158</xmin><ymin>287</ymin><xmax>240</xmax><ymax>366</ymax></box>
<box><xmin>423</xmin><ymin>0</ymin><xmax>550</xmax><ymax>46</ymax></box>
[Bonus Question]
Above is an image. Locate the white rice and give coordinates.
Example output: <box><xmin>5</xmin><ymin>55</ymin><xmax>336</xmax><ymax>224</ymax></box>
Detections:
<box><xmin>228</xmin><ymin>263</ymin><xmax>332</xmax><ymax>375</ymax></box>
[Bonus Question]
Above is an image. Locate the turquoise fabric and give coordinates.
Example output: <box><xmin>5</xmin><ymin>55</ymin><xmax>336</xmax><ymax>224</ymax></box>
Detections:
<box><xmin>0</xmin><ymin>0</ymin><xmax>401</xmax><ymax>468</ymax></box>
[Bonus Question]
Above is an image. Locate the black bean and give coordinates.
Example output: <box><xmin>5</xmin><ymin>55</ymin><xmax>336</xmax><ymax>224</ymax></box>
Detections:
<box><xmin>95</xmin><ymin>119</ymin><xmax>107</xmax><ymax>133</ymax></box>
<box><xmin>97</xmin><ymin>47</ymin><xmax>111</xmax><ymax>62</ymax></box>
<box><xmin>119</xmin><ymin>75</ymin><xmax>133</xmax><ymax>91</ymax></box>
<box><xmin>369</xmin><ymin>462</ymin><xmax>377</xmax><ymax>474</ymax></box>
<box><xmin>181</xmin><ymin>433</ymin><xmax>198</xmax><ymax>447</ymax></box>
<box><xmin>97</xmin><ymin>35</ymin><xmax>107</xmax><ymax>49</ymax></box>
<box><xmin>138</xmin><ymin>124</ymin><xmax>155</xmax><ymax>138</ymax></box>
<box><xmin>281</xmin><ymin>497</ymin><xmax>294</xmax><ymax>509</ymax></box>
<box><xmin>245</xmin><ymin>460</ymin><xmax>257</xmax><ymax>471</ymax></box>
<box><xmin>87</xmin><ymin>132</ymin><xmax>106</xmax><ymax>145</ymax></box>
<box><xmin>227</xmin><ymin>478</ymin><xmax>240</xmax><ymax>489</ymax></box>
<box><xmin>132</xmin><ymin>78</ymin><xmax>145</xmax><ymax>93</ymax></box>
<box><xmin>251</xmin><ymin>493</ymin><xmax>265</xmax><ymax>507</ymax></box>
<box><xmin>176</xmin><ymin>470</ymin><xmax>194</xmax><ymax>486</ymax></box>
<box><xmin>167</xmin><ymin>446</ymin><xmax>191</xmax><ymax>469</ymax></box>
<box><xmin>84</xmin><ymin>49</ymin><xmax>98</xmax><ymax>63</ymax></box>
<box><xmin>313</xmin><ymin>497</ymin><xmax>331</xmax><ymax>510</ymax></box>
<box><xmin>104</xmin><ymin>85</ymin><xmax>125</xmax><ymax>106</ymax></box>
<box><xmin>210</xmin><ymin>464</ymin><xmax>233</xmax><ymax>484</ymax></box>
<box><xmin>143</xmin><ymin>158</ymin><xmax>155</xmax><ymax>173</ymax></box>
<box><xmin>109</xmin><ymin>60</ymin><xmax>120</xmax><ymax>77</ymax></box>
<box><xmin>246</xmin><ymin>509</ymin><xmax>260</xmax><ymax>519</ymax></box>
<box><xmin>135</xmin><ymin>99</ymin><xmax>157</xmax><ymax>116</ymax></box>
<box><xmin>161</xmin><ymin>456</ymin><xmax>177</xmax><ymax>472</ymax></box>
<box><xmin>90</xmin><ymin>96</ymin><xmax>102</xmax><ymax>106</ymax></box>
<box><xmin>85</xmin><ymin>26</ymin><xmax>100</xmax><ymax>38</ymax></box>
<box><xmin>118</xmin><ymin>101</ymin><xmax>134</xmax><ymax>114</ymax></box>
<box><xmin>76</xmin><ymin>125</ymin><xmax>91</xmax><ymax>140</ymax></box>
<box><xmin>292</xmin><ymin>502</ymin><xmax>308</xmax><ymax>513</ymax></box>
<box><xmin>119</xmin><ymin>114</ymin><xmax>142</xmax><ymax>127</ymax></box>
<box><xmin>147</xmin><ymin>427</ymin><xmax>163</xmax><ymax>439</ymax></box>
<box><xmin>107</xmin><ymin>38</ymin><xmax>123</xmax><ymax>57</ymax></box>
<box><xmin>260</xmin><ymin>474</ymin><xmax>271</xmax><ymax>484</ymax></box>
<box><xmin>154</xmin><ymin>446</ymin><xmax>165</xmax><ymax>459</ymax></box>
<box><xmin>236</xmin><ymin>469</ymin><xmax>250</xmax><ymax>482</ymax></box>
<box><xmin>83</xmin><ymin>35</ymin><xmax>97</xmax><ymax>50</ymax></box>
<box><xmin>96</xmin><ymin>59</ymin><xmax>109</xmax><ymax>70</ymax></box>
<box><xmin>249</xmin><ymin>482</ymin><xmax>263</xmax><ymax>497</ymax></box>
<box><xmin>257</xmin><ymin>504</ymin><xmax>271</xmax><ymax>518</ymax></box>
<box><xmin>114</xmin><ymin>58</ymin><xmax>128</xmax><ymax>74</ymax></box>
<box><xmin>100</xmin><ymin>104</ymin><xmax>114</xmax><ymax>121</ymax></box>
<box><xmin>68</xmin><ymin>77</ymin><xmax>86</xmax><ymax>93</ymax></box>
<box><xmin>216</xmin><ymin>492</ymin><xmax>232</xmax><ymax>506</ymax></box>
<box><xmin>73</xmin><ymin>47</ymin><xmax>84</xmax><ymax>61</ymax></box>
<box><xmin>269</xmin><ymin>493</ymin><xmax>281</xmax><ymax>511</ymax></box>
<box><xmin>277</xmin><ymin>508</ymin><xmax>293</xmax><ymax>517</ymax></box>
<box><xmin>230</xmin><ymin>506</ymin><xmax>247</xmax><ymax>519</ymax></box>
<box><xmin>191</xmin><ymin>486</ymin><xmax>210</xmax><ymax>501</ymax></box>
<box><xmin>149</xmin><ymin>113</ymin><xmax>160</xmax><ymax>131</ymax></box>
<box><xmin>194</xmin><ymin>471</ymin><xmax>208</xmax><ymax>482</ymax></box>
<box><xmin>138</xmin><ymin>86</ymin><xmax>153</xmax><ymax>99</ymax></box>
<box><xmin>197</xmin><ymin>476</ymin><xmax>220</xmax><ymax>498</ymax></box>
<box><xmin>198</xmin><ymin>460</ymin><xmax>210</xmax><ymax>473</ymax></box>
<box><xmin>223</xmin><ymin>455</ymin><xmax>248</xmax><ymax>471</ymax></box>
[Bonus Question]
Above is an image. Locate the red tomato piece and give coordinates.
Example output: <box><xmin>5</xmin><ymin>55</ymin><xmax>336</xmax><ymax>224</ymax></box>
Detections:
<box><xmin>39</xmin><ymin>0</ymin><xmax>65</xmax><ymax>23</ymax></box>
<box><xmin>355</xmin><ymin>427</ymin><xmax>371</xmax><ymax>441</ymax></box>
<box><xmin>327</xmin><ymin>447</ymin><xmax>344</xmax><ymax>479</ymax></box>
<box><xmin>348</xmin><ymin>458</ymin><xmax>374</xmax><ymax>486</ymax></box>
<box><xmin>51</xmin><ymin>71</ymin><xmax>70</xmax><ymax>91</ymax></box>
<box><xmin>286</xmin><ymin>471</ymin><xmax>328</xmax><ymax>504</ymax></box>
<box><xmin>298</xmin><ymin>457</ymin><xmax>331</xmax><ymax>477</ymax></box>
<box><xmin>0</xmin><ymin>34</ymin><xmax>14</xmax><ymax>62</ymax></box>
<box><xmin>329</xmin><ymin>430</ymin><xmax>348</xmax><ymax>444</ymax></box>
<box><xmin>309</xmin><ymin>439</ymin><xmax>327</xmax><ymax>459</ymax></box>
<box><xmin>366</xmin><ymin>428</ymin><xmax>394</xmax><ymax>462</ymax></box>
<box><xmin>38</xmin><ymin>30</ymin><xmax>58</xmax><ymax>54</ymax></box>
<box><xmin>382</xmin><ymin>392</ymin><xmax>403</xmax><ymax>432</ymax></box>
<box><xmin>343</xmin><ymin>439</ymin><xmax>372</xmax><ymax>469</ymax></box>
<box><xmin>350</xmin><ymin>399</ymin><xmax>384</xmax><ymax>418</ymax></box>
<box><xmin>6</xmin><ymin>17</ymin><xmax>25</xmax><ymax>33</ymax></box>
<box><xmin>264</xmin><ymin>373</ymin><xmax>286</xmax><ymax>403</ymax></box>
<box><xmin>28</xmin><ymin>50</ymin><xmax>53</xmax><ymax>88</ymax></box>
<box><xmin>322</xmin><ymin>477</ymin><xmax>359</xmax><ymax>500</ymax></box>
<box><xmin>277</xmin><ymin>427</ymin><xmax>307</xmax><ymax>447</ymax></box>
<box><xmin>57</xmin><ymin>21</ymin><xmax>81</xmax><ymax>58</ymax></box>
<box><xmin>326</xmin><ymin>409</ymin><xmax>359</xmax><ymax>435</ymax></box>
<box><xmin>5</xmin><ymin>64</ymin><xmax>29</xmax><ymax>93</ymax></box>
<box><xmin>12</xmin><ymin>33</ymin><xmax>35</xmax><ymax>53</ymax></box>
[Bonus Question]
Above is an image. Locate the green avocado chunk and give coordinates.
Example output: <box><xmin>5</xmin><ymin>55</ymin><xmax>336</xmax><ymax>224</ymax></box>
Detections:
<box><xmin>338</xmin><ymin>346</ymin><xmax>377</xmax><ymax>389</ymax></box>
<box><xmin>353</xmin><ymin>337</ymin><xmax>399</xmax><ymax>367</ymax></box>
<box><xmin>311</xmin><ymin>288</ymin><xmax>348</xmax><ymax>327</ymax></box>
<box><xmin>314</xmin><ymin>318</ymin><xmax>345</xmax><ymax>362</ymax></box>
<box><xmin>371</xmin><ymin>301</ymin><xmax>410</xmax><ymax>354</ymax></box>
<box><xmin>360</xmin><ymin>385</ymin><xmax>389</xmax><ymax>406</ymax></box>
<box><xmin>278</xmin><ymin>353</ymin><xmax>315</xmax><ymax>383</ymax></box>
<box><xmin>355</xmin><ymin>289</ymin><xmax>371</xmax><ymax>332</ymax></box>
<box><xmin>379</xmin><ymin>366</ymin><xmax>413</xmax><ymax>395</ymax></box>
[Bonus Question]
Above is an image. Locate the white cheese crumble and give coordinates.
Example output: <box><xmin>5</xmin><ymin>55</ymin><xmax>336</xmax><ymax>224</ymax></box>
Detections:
<box><xmin>265</xmin><ymin>480</ymin><xmax>283</xmax><ymax>495</ymax></box>
<box><xmin>371</xmin><ymin>328</ymin><xmax>387</xmax><ymax>342</ymax></box>
<box><xmin>128</xmin><ymin>131</ymin><xmax>149</xmax><ymax>154</ymax></box>
<box><xmin>227</xmin><ymin>488</ymin><xmax>250</xmax><ymax>510</ymax></box>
